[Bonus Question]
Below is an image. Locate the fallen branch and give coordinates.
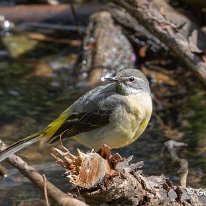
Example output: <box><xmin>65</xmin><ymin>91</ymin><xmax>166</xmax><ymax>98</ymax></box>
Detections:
<box><xmin>51</xmin><ymin>145</ymin><xmax>205</xmax><ymax>206</ymax></box>
<box><xmin>1</xmin><ymin>138</ymin><xmax>205</xmax><ymax>205</ymax></box>
<box><xmin>111</xmin><ymin>0</ymin><xmax>206</xmax><ymax>85</ymax></box>
<box><xmin>0</xmin><ymin>139</ymin><xmax>87</xmax><ymax>206</ymax></box>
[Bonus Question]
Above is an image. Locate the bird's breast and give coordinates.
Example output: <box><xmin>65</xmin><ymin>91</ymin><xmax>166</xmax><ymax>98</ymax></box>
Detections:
<box><xmin>111</xmin><ymin>92</ymin><xmax>152</xmax><ymax>145</ymax></box>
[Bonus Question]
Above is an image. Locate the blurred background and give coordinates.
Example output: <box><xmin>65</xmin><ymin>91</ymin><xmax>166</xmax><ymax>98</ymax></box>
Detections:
<box><xmin>0</xmin><ymin>0</ymin><xmax>205</xmax><ymax>205</ymax></box>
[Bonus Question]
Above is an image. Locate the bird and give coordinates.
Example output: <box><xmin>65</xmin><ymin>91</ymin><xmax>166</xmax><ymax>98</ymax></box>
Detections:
<box><xmin>0</xmin><ymin>68</ymin><xmax>152</xmax><ymax>162</ymax></box>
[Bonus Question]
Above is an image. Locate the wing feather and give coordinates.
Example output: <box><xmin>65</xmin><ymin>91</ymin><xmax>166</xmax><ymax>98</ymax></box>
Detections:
<box><xmin>48</xmin><ymin>110</ymin><xmax>111</xmax><ymax>144</ymax></box>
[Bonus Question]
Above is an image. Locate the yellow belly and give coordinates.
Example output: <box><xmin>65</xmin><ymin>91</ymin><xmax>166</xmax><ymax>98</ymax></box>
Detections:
<box><xmin>72</xmin><ymin>114</ymin><xmax>150</xmax><ymax>149</ymax></box>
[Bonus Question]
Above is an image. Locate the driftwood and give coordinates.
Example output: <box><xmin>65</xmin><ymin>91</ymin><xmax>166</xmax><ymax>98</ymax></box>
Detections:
<box><xmin>51</xmin><ymin>145</ymin><xmax>206</xmax><ymax>206</ymax></box>
<box><xmin>78</xmin><ymin>11</ymin><xmax>134</xmax><ymax>86</ymax></box>
<box><xmin>1</xmin><ymin>140</ymin><xmax>205</xmax><ymax>205</ymax></box>
<box><xmin>0</xmin><ymin>139</ymin><xmax>87</xmax><ymax>206</ymax></box>
<box><xmin>111</xmin><ymin>0</ymin><xmax>206</xmax><ymax>85</ymax></box>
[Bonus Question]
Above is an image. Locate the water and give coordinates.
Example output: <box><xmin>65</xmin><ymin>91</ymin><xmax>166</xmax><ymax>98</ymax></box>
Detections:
<box><xmin>0</xmin><ymin>31</ymin><xmax>205</xmax><ymax>205</ymax></box>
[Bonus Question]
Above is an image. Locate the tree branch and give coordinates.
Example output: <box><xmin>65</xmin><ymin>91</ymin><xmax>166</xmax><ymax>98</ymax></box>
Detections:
<box><xmin>111</xmin><ymin>0</ymin><xmax>206</xmax><ymax>85</ymax></box>
<box><xmin>0</xmin><ymin>139</ymin><xmax>87</xmax><ymax>206</ymax></box>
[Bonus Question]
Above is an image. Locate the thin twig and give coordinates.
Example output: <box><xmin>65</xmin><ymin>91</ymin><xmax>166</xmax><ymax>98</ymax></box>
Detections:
<box><xmin>43</xmin><ymin>174</ymin><xmax>50</xmax><ymax>206</ymax></box>
<box><xmin>70</xmin><ymin>2</ymin><xmax>82</xmax><ymax>37</ymax></box>
<box><xmin>164</xmin><ymin>140</ymin><xmax>188</xmax><ymax>187</ymax></box>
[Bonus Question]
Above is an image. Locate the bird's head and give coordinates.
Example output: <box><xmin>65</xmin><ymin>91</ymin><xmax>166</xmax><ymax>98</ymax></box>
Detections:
<box><xmin>105</xmin><ymin>69</ymin><xmax>150</xmax><ymax>95</ymax></box>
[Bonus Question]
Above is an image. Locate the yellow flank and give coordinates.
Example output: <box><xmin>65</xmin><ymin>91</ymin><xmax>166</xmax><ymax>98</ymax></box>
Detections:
<box><xmin>139</xmin><ymin>118</ymin><xmax>149</xmax><ymax>132</ymax></box>
<box><xmin>42</xmin><ymin>111</ymin><xmax>69</xmax><ymax>139</ymax></box>
<box><xmin>134</xmin><ymin>117</ymin><xmax>149</xmax><ymax>139</ymax></box>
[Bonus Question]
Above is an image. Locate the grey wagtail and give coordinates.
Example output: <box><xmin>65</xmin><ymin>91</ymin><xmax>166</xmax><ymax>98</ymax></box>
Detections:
<box><xmin>0</xmin><ymin>68</ymin><xmax>152</xmax><ymax>162</ymax></box>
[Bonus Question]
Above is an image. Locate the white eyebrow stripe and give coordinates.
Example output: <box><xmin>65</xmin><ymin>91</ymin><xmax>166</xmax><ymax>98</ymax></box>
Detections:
<box><xmin>134</xmin><ymin>77</ymin><xmax>143</xmax><ymax>81</ymax></box>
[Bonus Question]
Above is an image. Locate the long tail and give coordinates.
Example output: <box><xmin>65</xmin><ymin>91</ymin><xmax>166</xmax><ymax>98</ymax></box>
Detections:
<box><xmin>0</xmin><ymin>132</ymin><xmax>41</xmax><ymax>162</ymax></box>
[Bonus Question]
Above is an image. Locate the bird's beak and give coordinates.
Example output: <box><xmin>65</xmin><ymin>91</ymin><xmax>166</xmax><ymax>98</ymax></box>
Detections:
<box><xmin>104</xmin><ymin>76</ymin><xmax>118</xmax><ymax>82</ymax></box>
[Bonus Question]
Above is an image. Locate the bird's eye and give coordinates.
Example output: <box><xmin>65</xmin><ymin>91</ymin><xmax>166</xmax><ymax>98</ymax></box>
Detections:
<box><xmin>129</xmin><ymin>77</ymin><xmax>135</xmax><ymax>82</ymax></box>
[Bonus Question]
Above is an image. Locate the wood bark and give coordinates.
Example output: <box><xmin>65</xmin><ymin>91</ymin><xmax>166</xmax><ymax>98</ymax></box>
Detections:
<box><xmin>51</xmin><ymin>145</ymin><xmax>206</xmax><ymax>206</ymax></box>
<box><xmin>1</xmin><ymin>140</ymin><xmax>205</xmax><ymax>206</ymax></box>
<box><xmin>78</xmin><ymin>11</ymin><xmax>134</xmax><ymax>86</ymax></box>
<box><xmin>111</xmin><ymin>0</ymin><xmax>206</xmax><ymax>85</ymax></box>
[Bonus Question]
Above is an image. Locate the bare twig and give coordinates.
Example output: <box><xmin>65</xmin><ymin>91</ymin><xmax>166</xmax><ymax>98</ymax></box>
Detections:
<box><xmin>0</xmin><ymin>139</ymin><xmax>87</xmax><ymax>206</ymax></box>
<box><xmin>43</xmin><ymin>174</ymin><xmax>50</xmax><ymax>206</ymax></box>
<box><xmin>164</xmin><ymin>140</ymin><xmax>188</xmax><ymax>187</ymax></box>
<box><xmin>70</xmin><ymin>3</ymin><xmax>82</xmax><ymax>36</ymax></box>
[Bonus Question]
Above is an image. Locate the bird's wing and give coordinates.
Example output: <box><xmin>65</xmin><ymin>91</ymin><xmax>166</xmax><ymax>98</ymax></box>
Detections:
<box><xmin>47</xmin><ymin>109</ymin><xmax>112</xmax><ymax>143</ymax></box>
<box><xmin>43</xmin><ymin>83</ymin><xmax>119</xmax><ymax>143</ymax></box>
